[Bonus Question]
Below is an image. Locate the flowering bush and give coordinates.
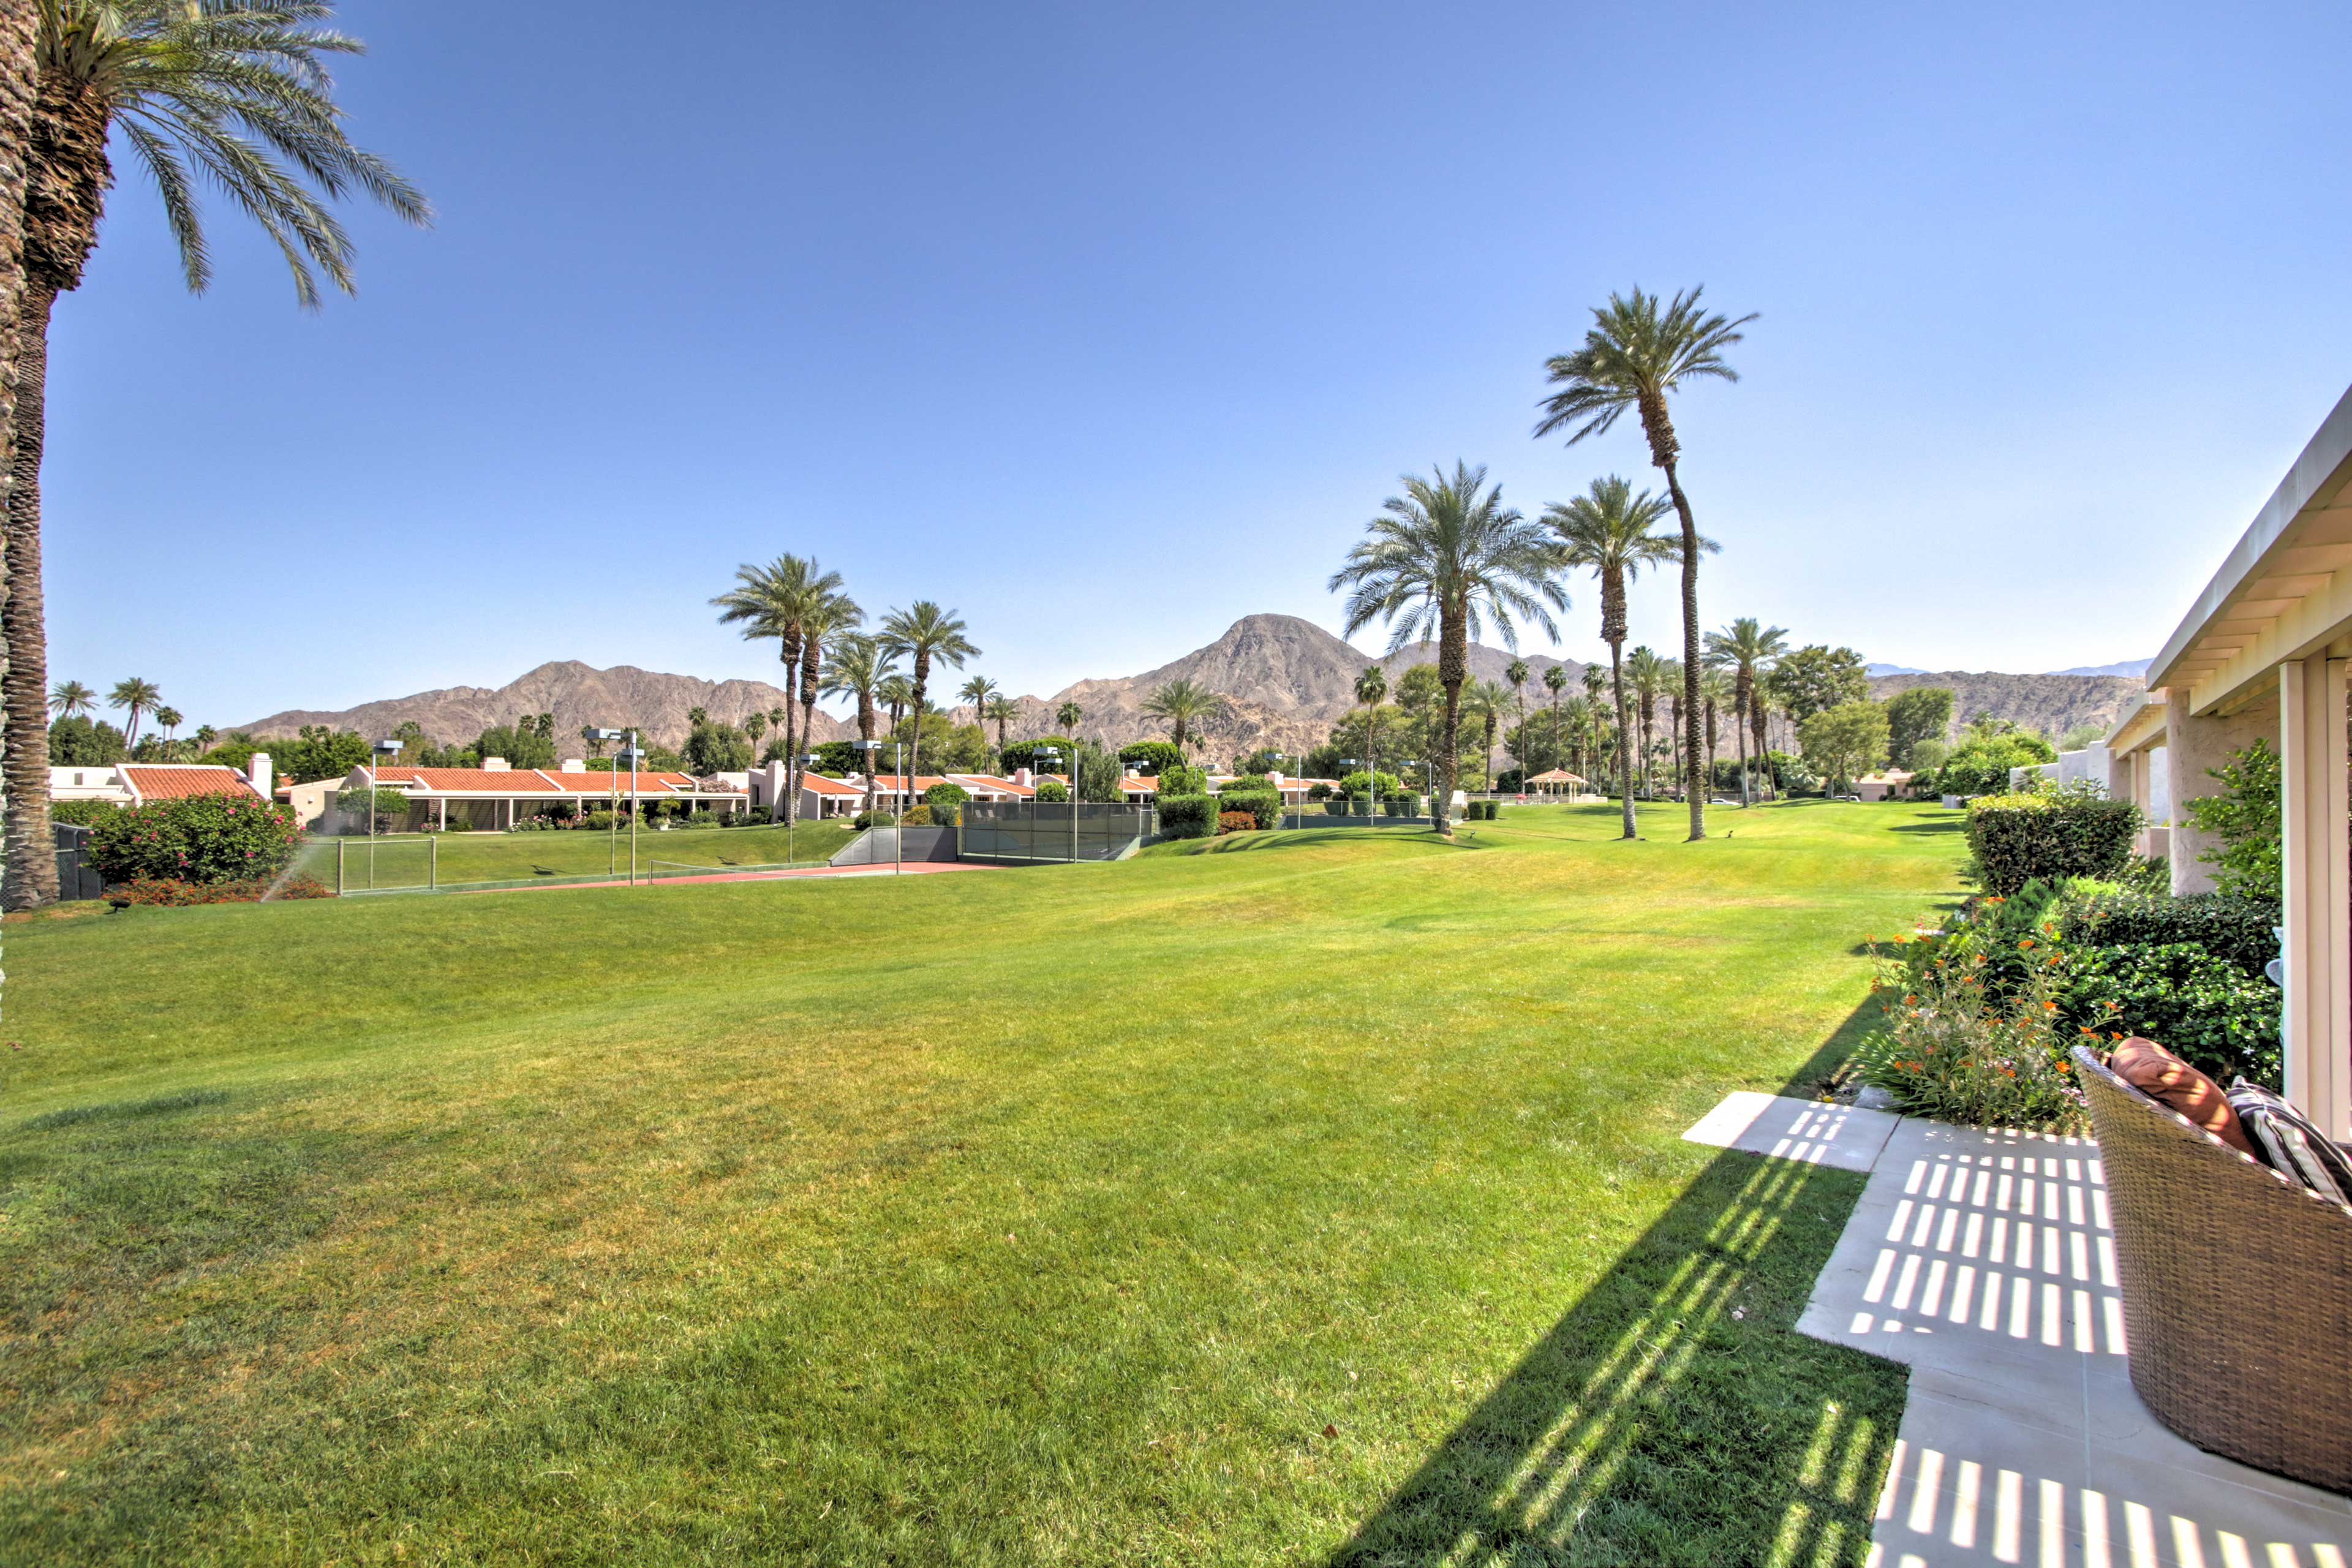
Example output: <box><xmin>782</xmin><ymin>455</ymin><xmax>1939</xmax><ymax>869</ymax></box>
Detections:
<box><xmin>86</xmin><ymin>794</ymin><xmax>304</xmax><ymax>887</ymax></box>
<box><xmin>1216</xmin><ymin>810</ymin><xmax>1256</xmax><ymax>835</ymax></box>
<box><xmin>1858</xmin><ymin>935</ymin><xmax>2088</xmax><ymax>1131</ymax></box>
<box><xmin>105</xmin><ymin>874</ymin><xmax>332</xmax><ymax>907</ymax></box>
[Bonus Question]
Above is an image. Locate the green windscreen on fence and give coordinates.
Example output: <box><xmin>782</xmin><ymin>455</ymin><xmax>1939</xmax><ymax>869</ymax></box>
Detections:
<box><xmin>959</xmin><ymin>802</ymin><xmax>1155</xmax><ymax>863</ymax></box>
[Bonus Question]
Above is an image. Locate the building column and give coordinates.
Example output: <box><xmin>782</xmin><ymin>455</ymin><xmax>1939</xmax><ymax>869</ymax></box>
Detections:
<box><xmin>2280</xmin><ymin>658</ymin><xmax>2351</xmax><ymax>1138</ymax></box>
<box><xmin>2162</xmin><ymin>693</ymin><xmax>2271</xmax><ymax>895</ymax></box>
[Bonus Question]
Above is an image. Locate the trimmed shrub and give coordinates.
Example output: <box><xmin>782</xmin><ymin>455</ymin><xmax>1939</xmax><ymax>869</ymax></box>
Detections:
<box><xmin>105</xmin><ymin>873</ymin><xmax>332</xmax><ymax>907</ymax></box>
<box><xmin>924</xmin><ymin>782</ymin><xmax>970</xmax><ymax>809</ymax></box>
<box><xmin>51</xmin><ymin>798</ymin><xmax>121</xmax><ymax>827</ymax></box>
<box><xmin>901</xmin><ymin>805</ymin><xmax>935</xmax><ymax>826</ymax></box>
<box><xmin>853</xmin><ymin>808</ymin><xmax>899</xmax><ymax>829</ymax></box>
<box><xmin>584</xmin><ymin>810</ymin><xmax>617</xmax><ymax>832</ymax></box>
<box><xmin>1962</xmin><ymin>783</ymin><xmax>2140</xmax><ymax>894</ymax></box>
<box><xmin>1306</xmin><ymin>782</ymin><xmax>1332</xmax><ymax>802</ymax></box>
<box><xmin>1216</xmin><ymin>788</ymin><xmax>1282</xmax><ymax>831</ymax></box>
<box><xmin>2057</xmin><ymin>891</ymin><xmax>2279</xmax><ymax>974</ymax></box>
<box><xmin>87</xmin><ymin>793</ymin><xmax>303</xmax><ymax>888</ymax></box>
<box><xmin>1034</xmin><ymin>779</ymin><xmax>1070</xmax><ymax>802</ymax></box>
<box><xmin>2064</xmin><ymin>941</ymin><xmax>2281</xmax><ymax>1088</ymax></box>
<box><xmin>1156</xmin><ymin>794</ymin><xmax>1216</xmax><ymax>839</ymax></box>
<box><xmin>1324</xmin><ymin>796</ymin><xmax>1355</xmax><ymax>816</ymax></box>
<box><xmin>1217</xmin><ymin>810</ymin><xmax>1256</xmax><ymax>835</ymax></box>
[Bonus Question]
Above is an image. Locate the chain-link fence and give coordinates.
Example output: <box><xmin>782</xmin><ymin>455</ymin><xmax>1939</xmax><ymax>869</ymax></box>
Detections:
<box><xmin>959</xmin><ymin>802</ymin><xmax>1157</xmax><ymax>864</ymax></box>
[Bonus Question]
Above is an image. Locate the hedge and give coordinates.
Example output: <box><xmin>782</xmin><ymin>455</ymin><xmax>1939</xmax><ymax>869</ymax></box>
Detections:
<box><xmin>1156</xmin><ymin>794</ymin><xmax>1216</xmax><ymax>839</ymax></box>
<box><xmin>1962</xmin><ymin>786</ymin><xmax>2140</xmax><ymax>894</ymax></box>
<box><xmin>1216</xmin><ymin>788</ymin><xmax>1282</xmax><ymax>831</ymax></box>
<box><xmin>106</xmin><ymin>874</ymin><xmax>333</xmax><ymax>907</ymax></box>
<box><xmin>2059</xmin><ymin>891</ymin><xmax>2279</xmax><ymax>976</ymax></box>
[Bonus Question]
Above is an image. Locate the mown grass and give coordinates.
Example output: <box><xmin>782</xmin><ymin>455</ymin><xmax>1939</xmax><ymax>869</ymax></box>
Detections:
<box><xmin>285</xmin><ymin>818</ymin><xmax>858</xmax><ymax>890</ymax></box>
<box><xmin>2</xmin><ymin>799</ymin><xmax>1966</xmax><ymax>1564</ymax></box>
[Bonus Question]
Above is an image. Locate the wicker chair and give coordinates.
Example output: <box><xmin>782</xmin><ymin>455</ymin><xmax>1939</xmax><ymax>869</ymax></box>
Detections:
<box><xmin>2074</xmin><ymin>1045</ymin><xmax>2352</xmax><ymax>1491</ymax></box>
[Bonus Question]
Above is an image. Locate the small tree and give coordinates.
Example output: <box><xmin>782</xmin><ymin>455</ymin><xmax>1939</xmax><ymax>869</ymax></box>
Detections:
<box><xmin>2184</xmin><ymin>737</ymin><xmax>2282</xmax><ymax>903</ymax></box>
<box><xmin>1883</xmin><ymin>687</ymin><xmax>1954</xmax><ymax>767</ymax></box>
<box><xmin>1798</xmin><ymin>700</ymin><xmax>1889</xmax><ymax>794</ymax></box>
<box><xmin>1035</xmin><ymin>778</ymin><xmax>1070</xmax><ymax>802</ymax></box>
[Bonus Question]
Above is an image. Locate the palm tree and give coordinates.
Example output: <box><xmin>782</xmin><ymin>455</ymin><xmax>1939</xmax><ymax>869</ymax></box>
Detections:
<box><xmin>820</xmin><ymin>632</ymin><xmax>894</xmax><ymax>814</ymax></box>
<box><xmin>984</xmin><ymin>695</ymin><xmax>1016</xmax><ymax>757</ymax></box>
<box><xmin>744</xmin><ymin>710</ymin><xmax>766</xmax><ymax>756</ymax></box>
<box><xmin>107</xmin><ymin>674</ymin><xmax>158</xmax><ymax>748</ymax></box>
<box><xmin>687</xmin><ymin>706</ymin><xmax>708</xmax><ymax>728</ymax></box>
<box><xmin>47</xmin><ymin>677</ymin><xmax>91</xmax><ymax>717</ymax></box>
<box><xmin>1542</xmin><ymin>663</ymin><xmax>1567</xmax><ymax>775</ymax></box>
<box><xmin>797</xmin><ymin>589</ymin><xmax>863</xmax><ymax>805</ymax></box>
<box><xmin>4</xmin><ymin>3</ymin><xmax>427</xmax><ymax>906</ymax></box>
<box><xmin>153</xmin><ymin>704</ymin><xmax>181</xmax><ymax>748</ymax></box>
<box><xmin>1625</xmin><ymin>647</ymin><xmax>1666</xmax><ymax>798</ymax></box>
<box><xmin>877</xmin><ymin>674</ymin><xmax>913</xmax><ymax>740</ymax></box>
<box><xmin>1504</xmin><ymin>658</ymin><xmax>1529</xmax><ymax>773</ymax></box>
<box><xmin>1561</xmin><ymin>694</ymin><xmax>1593</xmax><ymax>786</ymax></box>
<box><xmin>1703</xmin><ymin>617</ymin><xmax>1789</xmax><ymax>805</ymax></box>
<box><xmin>0</xmin><ymin>5</ymin><xmax>38</xmax><ymax>908</ymax></box>
<box><xmin>878</xmin><ymin>601</ymin><xmax>979</xmax><ymax>785</ymax></box>
<box><xmin>1140</xmin><ymin>678</ymin><xmax>1228</xmax><ymax>751</ymax></box>
<box><xmin>1548</xmin><ymin>477</ymin><xmax>1686</xmax><ymax>839</ymax></box>
<box><xmin>1352</xmin><ymin>662</ymin><xmax>1387</xmax><ymax>794</ymax></box>
<box><xmin>713</xmin><ymin>556</ymin><xmax>845</xmax><ymax>826</ymax></box>
<box><xmin>1055</xmin><ymin>699</ymin><xmax>1082</xmax><ymax>735</ymax></box>
<box><xmin>959</xmin><ymin>674</ymin><xmax>998</xmax><ymax>728</ymax></box>
<box><xmin>1537</xmin><ymin>287</ymin><xmax>1754</xmax><ymax>843</ymax></box>
<box><xmin>1699</xmin><ymin>666</ymin><xmax>1735</xmax><ymax>799</ymax></box>
<box><xmin>1330</xmin><ymin>462</ymin><xmax>1564</xmax><ymax>836</ymax></box>
<box><xmin>193</xmin><ymin>723</ymin><xmax>216</xmax><ymax>753</ymax></box>
<box><xmin>1463</xmin><ymin>678</ymin><xmax>1507</xmax><ymax>790</ymax></box>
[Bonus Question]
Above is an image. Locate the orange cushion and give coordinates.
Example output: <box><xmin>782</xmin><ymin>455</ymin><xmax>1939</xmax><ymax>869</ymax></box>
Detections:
<box><xmin>2110</xmin><ymin>1038</ymin><xmax>2255</xmax><ymax>1155</ymax></box>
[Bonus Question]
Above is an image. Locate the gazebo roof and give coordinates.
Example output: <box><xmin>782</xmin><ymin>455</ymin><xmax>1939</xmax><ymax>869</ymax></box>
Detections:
<box><xmin>1527</xmin><ymin>768</ymin><xmax>1587</xmax><ymax>784</ymax></box>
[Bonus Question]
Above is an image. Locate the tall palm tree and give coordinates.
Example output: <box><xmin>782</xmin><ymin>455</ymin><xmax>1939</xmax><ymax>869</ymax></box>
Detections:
<box><xmin>820</xmin><ymin>632</ymin><xmax>894</xmax><ymax>815</ymax></box>
<box><xmin>714</xmin><ymin>556</ymin><xmax>844</xmax><ymax>827</ymax></box>
<box><xmin>1625</xmin><ymin>647</ymin><xmax>1666</xmax><ymax>798</ymax></box>
<box><xmin>5</xmin><ymin>2</ymin><xmax>427</xmax><ymax>906</ymax></box>
<box><xmin>1547</xmin><ymin>477</ymin><xmax>1686</xmax><ymax>839</ymax></box>
<box><xmin>1055</xmin><ymin>699</ymin><xmax>1081</xmax><ymax>734</ymax></box>
<box><xmin>1330</xmin><ymin>462</ymin><xmax>1564</xmax><ymax>836</ymax></box>
<box><xmin>744</xmin><ymin>710</ymin><xmax>766</xmax><ymax>757</ymax></box>
<box><xmin>153</xmin><ymin>704</ymin><xmax>180</xmax><ymax>746</ymax></box>
<box><xmin>1140</xmin><ymin>677</ymin><xmax>1228</xmax><ymax>751</ymax></box>
<box><xmin>1542</xmin><ymin>663</ymin><xmax>1567</xmax><ymax>775</ymax></box>
<box><xmin>1537</xmin><ymin>286</ymin><xmax>1754</xmax><ymax>842</ymax></box>
<box><xmin>1463</xmin><ymin>677</ymin><xmax>1507</xmax><ymax>789</ymax></box>
<box><xmin>192</xmin><ymin>723</ymin><xmax>215</xmax><ymax>753</ymax></box>
<box><xmin>107</xmin><ymin>674</ymin><xmax>157</xmax><ymax>748</ymax></box>
<box><xmin>1352</xmin><ymin>663</ymin><xmax>1387</xmax><ymax>791</ymax></box>
<box><xmin>1699</xmin><ymin>665</ymin><xmax>1735</xmax><ymax>799</ymax></box>
<box><xmin>1505</xmin><ymin>658</ymin><xmax>1529</xmax><ymax>772</ymax></box>
<box><xmin>797</xmin><ymin>590</ymin><xmax>862</xmax><ymax>806</ymax></box>
<box><xmin>46</xmin><ymin>676</ymin><xmax>91</xmax><ymax>717</ymax></box>
<box><xmin>878</xmin><ymin>601</ymin><xmax>979</xmax><ymax>785</ymax></box>
<box><xmin>984</xmin><ymin>695</ymin><xmax>1016</xmax><ymax>756</ymax></box>
<box><xmin>877</xmin><ymin>674</ymin><xmax>913</xmax><ymax>739</ymax></box>
<box><xmin>1561</xmin><ymin>694</ymin><xmax>1593</xmax><ymax>786</ymax></box>
<box><xmin>1703</xmin><ymin>617</ymin><xmax>1789</xmax><ymax>805</ymax></box>
<box><xmin>0</xmin><ymin>2</ymin><xmax>41</xmax><ymax>912</ymax></box>
<box><xmin>959</xmin><ymin>674</ymin><xmax>997</xmax><ymax>728</ymax></box>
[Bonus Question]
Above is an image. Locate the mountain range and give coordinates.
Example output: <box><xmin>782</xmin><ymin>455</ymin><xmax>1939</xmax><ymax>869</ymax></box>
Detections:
<box><xmin>240</xmin><ymin>614</ymin><xmax>2143</xmax><ymax>760</ymax></box>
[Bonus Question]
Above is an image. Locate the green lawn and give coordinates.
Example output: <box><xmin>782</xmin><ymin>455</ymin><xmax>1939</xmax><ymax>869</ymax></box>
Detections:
<box><xmin>286</xmin><ymin>818</ymin><xmax>858</xmax><ymax>891</ymax></box>
<box><xmin>2</xmin><ymin>799</ymin><xmax>1966</xmax><ymax>1564</ymax></box>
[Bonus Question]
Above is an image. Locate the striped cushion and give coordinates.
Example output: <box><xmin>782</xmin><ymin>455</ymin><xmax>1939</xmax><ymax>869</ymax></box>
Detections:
<box><xmin>2227</xmin><ymin>1080</ymin><xmax>2352</xmax><ymax>1207</ymax></box>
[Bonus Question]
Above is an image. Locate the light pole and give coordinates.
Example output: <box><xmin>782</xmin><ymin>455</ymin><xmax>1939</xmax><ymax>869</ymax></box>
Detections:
<box><xmin>369</xmin><ymin>738</ymin><xmax>400</xmax><ymax>889</ymax></box>
<box><xmin>584</xmin><ymin>727</ymin><xmax>624</xmax><ymax>878</ymax></box>
<box><xmin>616</xmin><ymin>736</ymin><xmax>644</xmax><ymax>886</ymax></box>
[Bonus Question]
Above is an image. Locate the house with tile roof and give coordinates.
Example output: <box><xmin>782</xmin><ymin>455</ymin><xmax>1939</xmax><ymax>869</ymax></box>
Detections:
<box><xmin>50</xmin><ymin>762</ymin><xmax>270</xmax><ymax>808</ymax></box>
<box><xmin>294</xmin><ymin>755</ymin><xmax>747</xmax><ymax>831</ymax></box>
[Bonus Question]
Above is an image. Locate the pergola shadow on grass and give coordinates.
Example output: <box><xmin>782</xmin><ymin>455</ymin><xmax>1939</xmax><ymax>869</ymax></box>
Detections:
<box><xmin>1327</xmin><ymin>1008</ymin><xmax>1905</xmax><ymax>1568</ymax></box>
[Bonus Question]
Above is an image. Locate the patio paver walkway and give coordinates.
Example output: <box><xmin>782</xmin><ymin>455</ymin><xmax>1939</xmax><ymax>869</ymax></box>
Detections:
<box><xmin>1686</xmin><ymin>1095</ymin><xmax>2351</xmax><ymax>1567</ymax></box>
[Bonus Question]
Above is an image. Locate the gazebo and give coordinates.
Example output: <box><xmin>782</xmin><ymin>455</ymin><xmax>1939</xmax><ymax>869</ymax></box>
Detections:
<box><xmin>1525</xmin><ymin>767</ymin><xmax>1588</xmax><ymax>798</ymax></box>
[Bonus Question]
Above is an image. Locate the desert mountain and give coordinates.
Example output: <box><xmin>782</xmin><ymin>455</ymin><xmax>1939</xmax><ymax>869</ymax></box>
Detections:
<box><xmin>1866</xmin><ymin>670</ymin><xmax>2145</xmax><ymax>744</ymax></box>
<box><xmin>238</xmin><ymin>661</ymin><xmax>852</xmax><ymax>753</ymax></box>
<box><xmin>967</xmin><ymin>615</ymin><xmax>1585</xmax><ymax>756</ymax></box>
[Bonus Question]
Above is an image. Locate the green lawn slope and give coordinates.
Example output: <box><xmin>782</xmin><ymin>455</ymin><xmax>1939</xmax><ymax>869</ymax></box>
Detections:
<box><xmin>1</xmin><ymin>799</ymin><xmax>1966</xmax><ymax>1565</ymax></box>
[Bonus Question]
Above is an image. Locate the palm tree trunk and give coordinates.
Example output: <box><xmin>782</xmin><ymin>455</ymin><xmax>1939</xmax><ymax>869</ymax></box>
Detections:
<box><xmin>1750</xmin><ymin>692</ymin><xmax>1773</xmax><ymax>801</ymax></box>
<box><xmin>909</xmin><ymin>654</ymin><xmax>929</xmax><ymax>796</ymax></box>
<box><xmin>858</xmin><ymin>697</ymin><xmax>876</xmax><ymax>817</ymax></box>
<box><xmin>778</xmin><ymin>652</ymin><xmax>799</xmax><ymax>827</ymax></box>
<box><xmin>0</xmin><ymin>3</ymin><xmax>34</xmax><ymax>913</ymax></box>
<box><xmin>798</xmin><ymin>636</ymin><xmax>821</xmax><ymax>822</ymax></box>
<box><xmin>1608</xmin><ymin>640</ymin><xmax>1635</xmax><ymax>839</ymax></box>
<box><xmin>1657</xmin><ymin>459</ymin><xmax>1708</xmax><ymax>840</ymax></box>
<box><xmin>1433</xmin><ymin>611</ymin><xmax>1466</xmax><ymax>835</ymax></box>
<box><xmin>2</xmin><ymin>284</ymin><xmax>57</xmax><ymax>907</ymax></box>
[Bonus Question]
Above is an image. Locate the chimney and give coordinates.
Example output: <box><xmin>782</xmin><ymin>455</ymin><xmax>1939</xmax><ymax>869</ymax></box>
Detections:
<box><xmin>247</xmin><ymin>752</ymin><xmax>273</xmax><ymax>799</ymax></box>
<box><xmin>560</xmin><ymin>758</ymin><xmax>586</xmax><ymax>772</ymax></box>
<box><xmin>483</xmin><ymin>756</ymin><xmax>510</xmax><ymax>772</ymax></box>
<box><xmin>1013</xmin><ymin>767</ymin><xmax>1033</xmax><ymax>787</ymax></box>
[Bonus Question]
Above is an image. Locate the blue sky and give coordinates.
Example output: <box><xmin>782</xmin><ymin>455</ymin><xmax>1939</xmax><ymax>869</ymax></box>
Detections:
<box><xmin>44</xmin><ymin>1</ymin><xmax>2352</xmax><ymax>727</ymax></box>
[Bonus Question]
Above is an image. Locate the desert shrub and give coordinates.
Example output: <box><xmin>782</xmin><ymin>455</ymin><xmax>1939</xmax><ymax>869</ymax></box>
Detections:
<box><xmin>105</xmin><ymin>873</ymin><xmax>331</xmax><ymax>907</ymax></box>
<box><xmin>50</xmin><ymin>799</ymin><xmax>120</xmax><ymax>827</ymax></box>
<box><xmin>1306</xmin><ymin>782</ymin><xmax>1332</xmax><ymax>801</ymax></box>
<box><xmin>87</xmin><ymin>794</ymin><xmax>303</xmax><ymax>887</ymax></box>
<box><xmin>853</xmin><ymin>809</ymin><xmax>899</xmax><ymax>829</ymax></box>
<box><xmin>1856</xmin><ymin>939</ymin><xmax>2087</xmax><ymax>1132</ymax></box>
<box><xmin>1217</xmin><ymin>810</ymin><xmax>1256</xmax><ymax>835</ymax></box>
<box><xmin>2182</xmin><ymin>737</ymin><xmax>2282</xmax><ymax>903</ymax></box>
<box><xmin>1034</xmin><ymin>779</ymin><xmax>1070</xmax><ymax>803</ymax></box>
<box><xmin>1963</xmin><ymin>782</ymin><xmax>2140</xmax><ymax>894</ymax></box>
<box><xmin>1156</xmin><ymin>794</ymin><xmax>1216</xmax><ymax>839</ymax></box>
<box><xmin>1217</xmin><ymin>788</ymin><xmax>1282</xmax><ymax>831</ymax></box>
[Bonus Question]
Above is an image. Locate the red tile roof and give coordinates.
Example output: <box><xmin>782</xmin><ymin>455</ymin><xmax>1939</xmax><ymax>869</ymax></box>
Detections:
<box><xmin>391</xmin><ymin>767</ymin><xmax>562</xmax><ymax>793</ymax></box>
<box><xmin>122</xmin><ymin>766</ymin><xmax>261</xmax><ymax>802</ymax></box>
<box><xmin>801</xmin><ymin>774</ymin><xmax>864</xmax><ymax>796</ymax></box>
<box><xmin>952</xmin><ymin>774</ymin><xmax>1033</xmax><ymax>797</ymax></box>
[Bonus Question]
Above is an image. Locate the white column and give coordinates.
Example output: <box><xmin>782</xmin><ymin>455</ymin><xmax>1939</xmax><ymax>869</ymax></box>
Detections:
<box><xmin>2280</xmin><ymin>657</ymin><xmax>2350</xmax><ymax>1139</ymax></box>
